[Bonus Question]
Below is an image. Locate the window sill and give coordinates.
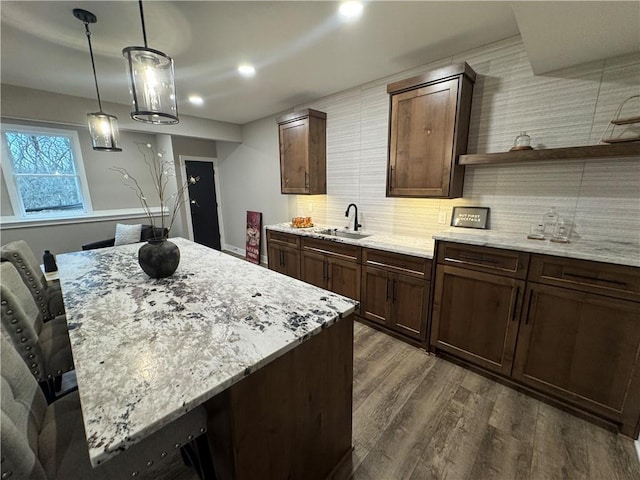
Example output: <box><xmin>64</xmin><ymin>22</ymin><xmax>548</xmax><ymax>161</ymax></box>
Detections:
<box><xmin>0</xmin><ymin>207</ymin><xmax>165</xmax><ymax>230</ymax></box>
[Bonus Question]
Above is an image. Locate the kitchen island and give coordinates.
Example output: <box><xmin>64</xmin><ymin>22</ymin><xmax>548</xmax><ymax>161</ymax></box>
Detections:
<box><xmin>57</xmin><ymin>237</ymin><xmax>358</xmax><ymax>479</ymax></box>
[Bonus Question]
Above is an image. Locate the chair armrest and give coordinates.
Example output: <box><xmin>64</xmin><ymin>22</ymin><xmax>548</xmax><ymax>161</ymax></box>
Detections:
<box><xmin>81</xmin><ymin>238</ymin><xmax>115</xmax><ymax>250</ymax></box>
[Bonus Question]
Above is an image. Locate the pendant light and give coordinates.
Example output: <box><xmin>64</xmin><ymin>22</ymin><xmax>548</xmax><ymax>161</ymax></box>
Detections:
<box><xmin>73</xmin><ymin>8</ymin><xmax>122</xmax><ymax>152</ymax></box>
<box><xmin>122</xmin><ymin>0</ymin><xmax>179</xmax><ymax>124</ymax></box>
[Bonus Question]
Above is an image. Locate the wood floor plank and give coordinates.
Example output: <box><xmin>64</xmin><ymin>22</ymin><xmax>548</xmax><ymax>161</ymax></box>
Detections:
<box><xmin>583</xmin><ymin>420</ymin><xmax>640</xmax><ymax>480</ymax></box>
<box><xmin>353</xmin><ymin>360</ymin><xmax>466</xmax><ymax>480</ymax></box>
<box><xmin>352</xmin><ymin>345</ymin><xmax>436</xmax><ymax>451</ymax></box>
<box><xmin>488</xmin><ymin>384</ymin><xmax>539</xmax><ymax>444</ymax></box>
<box><xmin>467</xmin><ymin>425</ymin><xmax>533</xmax><ymax>480</ymax></box>
<box><xmin>530</xmin><ymin>402</ymin><xmax>591</xmax><ymax>480</ymax></box>
<box><xmin>407</xmin><ymin>385</ymin><xmax>497</xmax><ymax>480</ymax></box>
<box><xmin>459</xmin><ymin>368</ymin><xmax>501</xmax><ymax>403</ymax></box>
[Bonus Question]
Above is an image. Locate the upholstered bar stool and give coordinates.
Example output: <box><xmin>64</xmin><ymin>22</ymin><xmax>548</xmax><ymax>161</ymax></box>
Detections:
<box><xmin>1</xmin><ymin>240</ymin><xmax>65</xmax><ymax>321</ymax></box>
<box><xmin>0</xmin><ymin>262</ymin><xmax>73</xmax><ymax>401</ymax></box>
<box><xmin>0</xmin><ymin>337</ymin><xmax>215</xmax><ymax>480</ymax></box>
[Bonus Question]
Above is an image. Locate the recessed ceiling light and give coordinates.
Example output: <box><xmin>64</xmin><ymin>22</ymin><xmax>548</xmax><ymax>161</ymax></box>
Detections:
<box><xmin>238</xmin><ymin>64</ymin><xmax>256</xmax><ymax>78</ymax></box>
<box><xmin>339</xmin><ymin>1</ymin><xmax>363</xmax><ymax>20</ymax></box>
<box><xmin>188</xmin><ymin>95</ymin><xmax>204</xmax><ymax>105</ymax></box>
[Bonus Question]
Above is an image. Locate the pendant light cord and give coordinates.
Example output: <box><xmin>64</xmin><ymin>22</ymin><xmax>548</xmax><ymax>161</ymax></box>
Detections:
<box><xmin>83</xmin><ymin>21</ymin><xmax>103</xmax><ymax>113</ymax></box>
<box><xmin>138</xmin><ymin>0</ymin><xmax>148</xmax><ymax>48</ymax></box>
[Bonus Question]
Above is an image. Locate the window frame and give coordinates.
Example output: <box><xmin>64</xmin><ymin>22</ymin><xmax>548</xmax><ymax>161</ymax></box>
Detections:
<box><xmin>1</xmin><ymin>123</ymin><xmax>93</xmax><ymax>221</ymax></box>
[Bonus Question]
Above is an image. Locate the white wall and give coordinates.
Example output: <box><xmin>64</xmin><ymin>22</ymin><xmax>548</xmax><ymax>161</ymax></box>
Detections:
<box><xmin>1</xmin><ymin>84</ymin><xmax>242</xmax><ymax>142</ymax></box>
<box><xmin>232</xmin><ymin>35</ymin><xmax>639</xmax><ymax>248</ymax></box>
<box><xmin>216</xmin><ymin>118</ymin><xmax>295</xmax><ymax>256</ymax></box>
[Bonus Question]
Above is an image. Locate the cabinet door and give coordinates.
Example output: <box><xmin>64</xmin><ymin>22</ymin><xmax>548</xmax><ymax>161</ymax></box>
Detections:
<box><xmin>388</xmin><ymin>78</ymin><xmax>459</xmax><ymax>197</ymax></box>
<box><xmin>281</xmin><ymin>247</ymin><xmax>301</xmax><ymax>280</ymax></box>
<box><xmin>391</xmin><ymin>274</ymin><xmax>428</xmax><ymax>340</ymax></box>
<box><xmin>267</xmin><ymin>244</ymin><xmax>284</xmax><ymax>274</ymax></box>
<box><xmin>301</xmin><ymin>250</ymin><xmax>327</xmax><ymax>289</ymax></box>
<box><xmin>328</xmin><ymin>257</ymin><xmax>361</xmax><ymax>303</ymax></box>
<box><xmin>513</xmin><ymin>283</ymin><xmax>640</xmax><ymax>423</ymax></box>
<box><xmin>431</xmin><ymin>265</ymin><xmax>524</xmax><ymax>375</ymax></box>
<box><xmin>361</xmin><ymin>265</ymin><xmax>390</xmax><ymax>326</ymax></box>
<box><xmin>279</xmin><ymin>118</ymin><xmax>309</xmax><ymax>193</ymax></box>
<box><xmin>268</xmin><ymin>244</ymin><xmax>300</xmax><ymax>280</ymax></box>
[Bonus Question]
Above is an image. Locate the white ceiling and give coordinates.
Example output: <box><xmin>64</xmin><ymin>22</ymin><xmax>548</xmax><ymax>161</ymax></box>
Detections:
<box><xmin>1</xmin><ymin>1</ymin><xmax>638</xmax><ymax>126</ymax></box>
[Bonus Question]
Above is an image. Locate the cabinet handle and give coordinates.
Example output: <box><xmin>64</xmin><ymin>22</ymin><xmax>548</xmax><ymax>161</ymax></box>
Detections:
<box><xmin>511</xmin><ymin>287</ymin><xmax>519</xmax><ymax>322</ymax></box>
<box><xmin>386</xmin><ymin>278</ymin><xmax>390</xmax><ymax>301</ymax></box>
<box><xmin>392</xmin><ymin>279</ymin><xmax>397</xmax><ymax>303</ymax></box>
<box><xmin>280</xmin><ymin>250</ymin><xmax>285</xmax><ymax>267</ymax></box>
<box><xmin>305</xmin><ymin>171</ymin><xmax>309</xmax><ymax>189</ymax></box>
<box><xmin>458</xmin><ymin>253</ymin><xmax>500</xmax><ymax>265</ymax></box>
<box><xmin>326</xmin><ymin>260</ymin><xmax>330</xmax><ymax>281</ymax></box>
<box><xmin>524</xmin><ymin>292</ymin><xmax>535</xmax><ymax>325</ymax></box>
<box><xmin>562</xmin><ymin>271</ymin><xmax>628</xmax><ymax>287</ymax></box>
<box><xmin>388</xmin><ymin>165</ymin><xmax>394</xmax><ymax>191</ymax></box>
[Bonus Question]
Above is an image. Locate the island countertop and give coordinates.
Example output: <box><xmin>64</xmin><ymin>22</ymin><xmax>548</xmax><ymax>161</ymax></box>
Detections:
<box><xmin>57</xmin><ymin>237</ymin><xmax>357</xmax><ymax>467</ymax></box>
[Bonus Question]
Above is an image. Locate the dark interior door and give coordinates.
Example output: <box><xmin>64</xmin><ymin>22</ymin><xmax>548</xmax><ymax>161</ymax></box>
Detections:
<box><xmin>185</xmin><ymin>160</ymin><xmax>221</xmax><ymax>250</ymax></box>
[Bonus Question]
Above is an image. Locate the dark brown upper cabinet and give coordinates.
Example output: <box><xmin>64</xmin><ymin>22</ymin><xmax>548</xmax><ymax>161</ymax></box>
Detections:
<box><xmin>387</xmin><ymin>63</ymin><xmax>475</xmax><ymax>198</ymax></box>
<box><xmin>277</xmin><ymin>109</ymin><xmax>327</xmax><ymax>195</ymax></box>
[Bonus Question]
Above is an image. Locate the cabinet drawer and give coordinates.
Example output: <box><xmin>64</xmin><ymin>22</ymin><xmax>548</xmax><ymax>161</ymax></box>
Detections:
<box><xmin>364</xmin><ymin>248</ymin><xmax>431</xmax><ymax>280</ymax></box>
<box><xmin>437</xmin><ymin>242</ymin><xmax>529</xmax><ymax>279</ymax></box>
<box><xmin>302</xmin><ymin>238</ymin><xmax>361</xmax><ymax>263</ymax></box>
<box><xmin>529</xmin><ymin>255</ymin><xmax>640</xmax><ymax>301</ymax></box>
<box><xmin>267</xmin><ymin>231</ymin><xmax>300</xmax><ymax>248</ymax></box>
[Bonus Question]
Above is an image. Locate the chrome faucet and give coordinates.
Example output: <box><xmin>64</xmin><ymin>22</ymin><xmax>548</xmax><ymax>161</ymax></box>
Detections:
<box><xmin>345</xmin><ymin>203</ymin><xmax>362</xmax><ymax>231</ymax></box>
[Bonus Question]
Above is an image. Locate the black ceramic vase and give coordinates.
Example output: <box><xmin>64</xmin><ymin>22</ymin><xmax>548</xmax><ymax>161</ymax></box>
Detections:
<box><xmin>138</xmin><ymin>239</ymin><xmax>180</xmax><ymax>278</ymax></box>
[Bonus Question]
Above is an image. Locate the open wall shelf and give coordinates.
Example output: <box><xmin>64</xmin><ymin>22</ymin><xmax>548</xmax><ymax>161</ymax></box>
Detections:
<box><xmin>459</xmin><ymin>142</ymin><xmax>640</xmax><ymax>166</ymax></box>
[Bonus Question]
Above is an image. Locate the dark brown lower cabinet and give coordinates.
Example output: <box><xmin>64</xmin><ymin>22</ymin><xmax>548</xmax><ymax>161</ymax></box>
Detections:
<box><xmin>362</xmin><ymin>266</ymin><xmax>429</xmax><ymax>340</ymax></box>
<box><xmin>301</xmin><ymin>243</ymin><xmax>361</xmax><ymax>304</ymax></box>
<box><xmin>431</xmin><ymin>264</ymin><xmax>524</xmax><ymax>376</ymax></box>
<box><xmin>512</xmin><ymin>283</ymin><xmax>640</xmax><ymax>434</ymax></box>
<box><xmin>266</xmin><ymin>231</ymin><xmax>301</xmax><ymax>279</ymax></box>
<box><xmin>360</xmin><ymin>249</ymin><xmax>431</xmax><ymax>343</ymax></box>
<box><xmin>431</xmin><ymin>241</ymin><xmax>640</xmax><ymax>438</ymax></box>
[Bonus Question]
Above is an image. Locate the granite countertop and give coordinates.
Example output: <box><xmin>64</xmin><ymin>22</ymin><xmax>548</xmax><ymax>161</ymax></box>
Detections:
<box><xmin>266</xmin><ymin>223</ymin><xmax>435</xmax><ymax>259</ymax></box>
<box><xmin>266</xmin><ymin>223</ymin><xmax>639</xmax><ymax>268</ymax></box>
<box><xmin>433</xmin><ymin>230</ymin><xmax>640</xmax><ymax>268</ymax></box>
<box><xmin>57</xmin><ymin>238</ymin><xmax>357</xmax><ymax>467</ymax></box>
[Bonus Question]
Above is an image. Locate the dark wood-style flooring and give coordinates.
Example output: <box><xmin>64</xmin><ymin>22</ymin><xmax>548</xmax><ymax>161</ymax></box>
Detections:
<box><xmin>171</xmin><ymin>320</ymin><xmax>640</xmax><ymax>480</ymax></box>
<box><xmin>337</xmin><ymin>321</ymin><xmax>640</xmax><ymax>480</ymax></box>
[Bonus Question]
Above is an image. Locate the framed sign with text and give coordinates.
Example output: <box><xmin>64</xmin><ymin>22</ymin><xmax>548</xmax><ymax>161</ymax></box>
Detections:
<box><xmin>451</xmin><ymin>206</ymin><xmax>490</xmax><ymax>229</ymax></box>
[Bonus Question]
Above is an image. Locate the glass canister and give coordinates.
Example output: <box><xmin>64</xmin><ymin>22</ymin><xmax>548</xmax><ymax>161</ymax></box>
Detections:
<box><xmin>542</xmin><ymin>207</ymin><xmax>559</xmax><ymax>238</ymax></box>
<box><xmin>510</xmin><ymin>131</ymin><xmax>532</xmax><ymax>151</ymax></box>
<box><xmin>551</xmin><ymin>218</ymin><xmax>571</xmax><ymax>243</ymax></box>
<box><xmin>527</xmin><ymin>223</ymin><xmax>545</xmax><ymax>240</ymax></box>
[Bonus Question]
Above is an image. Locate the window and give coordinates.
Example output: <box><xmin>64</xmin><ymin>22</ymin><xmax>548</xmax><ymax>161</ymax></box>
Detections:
<box><xmin>1</xmin><ymin>124</ymin><xmax>92</xmax><ymax>220</ymax></box>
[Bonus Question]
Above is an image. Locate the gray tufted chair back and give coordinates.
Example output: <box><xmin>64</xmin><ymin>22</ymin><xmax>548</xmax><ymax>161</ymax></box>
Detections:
<box><xmin>1</xmin><ymin>240</ymin><xmax>65</xmax><ymax>320</ymax></box>
<box><xmin>1</xmin><ymin>262</ymin><xmax>48</xmax><ymax>382</ymax></box>
<box><xmin>1</xmin><ymin>337</ymin><xmax>49</xmax><ymax>480</ymax></box>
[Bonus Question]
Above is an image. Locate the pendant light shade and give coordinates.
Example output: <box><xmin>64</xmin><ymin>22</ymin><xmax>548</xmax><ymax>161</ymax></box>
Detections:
<box><xmin>123</xmin><ymin>1</ymin><xmax>179</xmax><ymax>124</ymax></box>
<box><xmin>73</xmin><ymin>8</ymin><xmax>122</xmax><ymax>152</ymax></box>
<box><xmin>87</xmin><ymin>112</ymin><xmax>121</xmax><ymax>151</ymax></box>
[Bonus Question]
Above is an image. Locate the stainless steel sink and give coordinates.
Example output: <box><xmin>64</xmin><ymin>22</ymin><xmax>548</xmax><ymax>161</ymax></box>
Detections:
<box><xmin>317</xmin><ymin>228</ymin><xmax>371</xmax><ymax>240</ymax></box>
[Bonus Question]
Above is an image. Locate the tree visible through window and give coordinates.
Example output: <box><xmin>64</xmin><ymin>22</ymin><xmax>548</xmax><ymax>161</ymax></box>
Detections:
<box><xmin>2</xmin><ymin>127</ymin><xmax>90</xmax><ymax>218</ymax></box>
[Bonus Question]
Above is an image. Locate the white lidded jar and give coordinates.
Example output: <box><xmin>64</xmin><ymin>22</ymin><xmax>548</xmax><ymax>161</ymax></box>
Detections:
<box><xmin>542</xmin><ymin>207</ymin><xmax>559</xmax><ymax>237</ymax></box>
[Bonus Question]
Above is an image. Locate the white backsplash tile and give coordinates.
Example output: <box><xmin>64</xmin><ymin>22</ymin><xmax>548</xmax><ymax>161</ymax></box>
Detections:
<box><xmin>294</xmin><ymin>35</ymin><xmax>640</xmax><ymax>245</ymax></box>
